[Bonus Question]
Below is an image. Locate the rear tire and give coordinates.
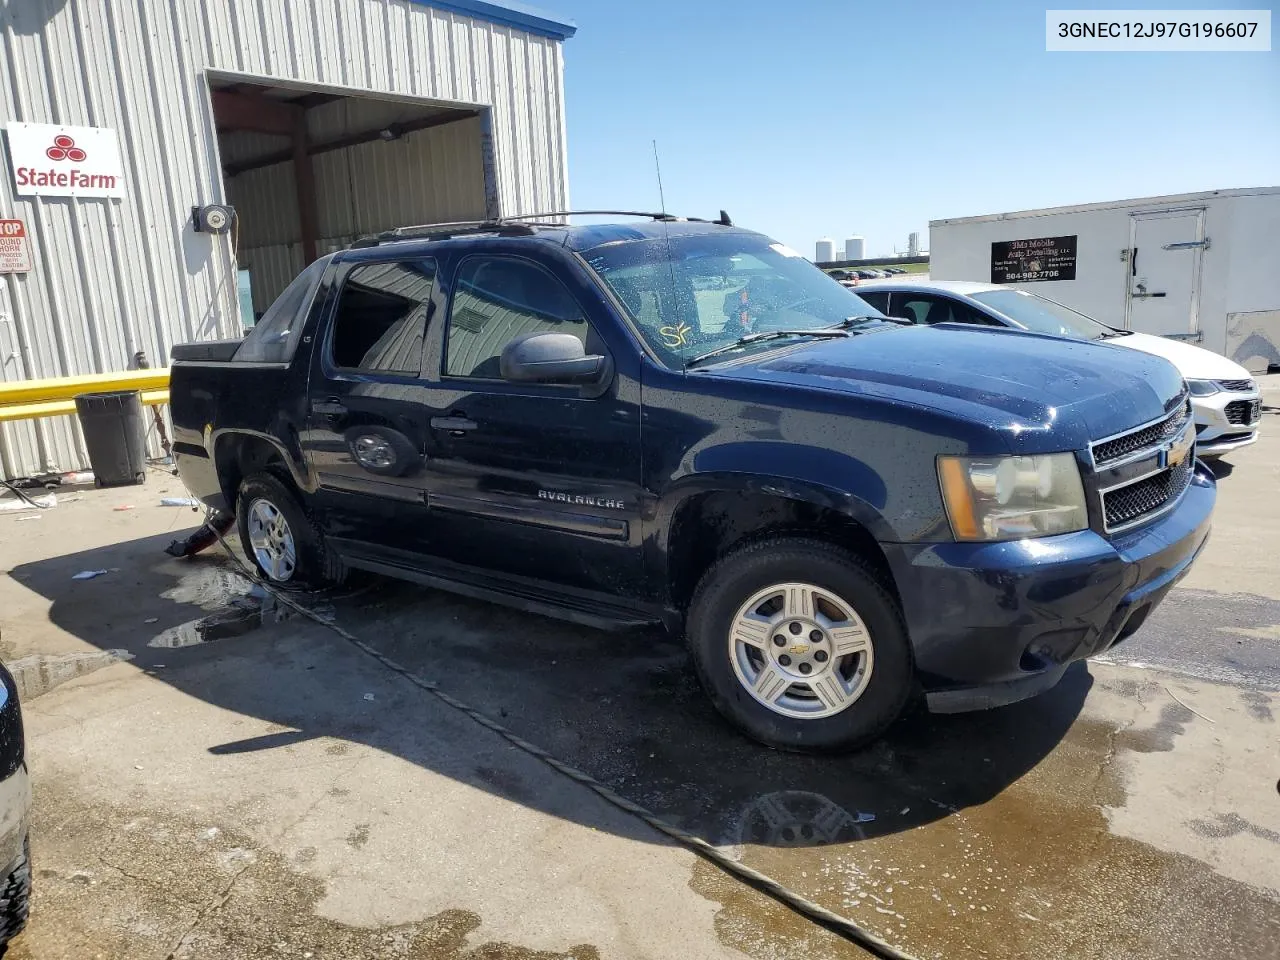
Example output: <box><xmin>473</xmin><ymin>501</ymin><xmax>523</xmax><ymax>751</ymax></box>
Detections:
<box><xmin>686</xmin><ymin>537</ymin><xmax>913</xmax><ymax>753</ymax></box>
<box><xmin>235</xmin><ymin>473</ymin><xmax>342</xmax><ymax>588</ymax></box>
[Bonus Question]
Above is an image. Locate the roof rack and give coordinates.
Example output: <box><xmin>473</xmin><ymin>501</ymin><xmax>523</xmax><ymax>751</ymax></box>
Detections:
<box><xmin>501</xmin><ymin>209</ymin><xmax>733</xmax><ymax>226</ymax></box>
<box><xmin>348</xmin><ymin>209</ymin><xmax>733</xmax><ymax>248</ymax></box>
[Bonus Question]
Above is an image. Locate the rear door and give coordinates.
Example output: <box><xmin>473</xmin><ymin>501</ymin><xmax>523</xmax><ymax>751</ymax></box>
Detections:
<box><xmin>418</xmin><ymin>251</ymin><xmax>645</xmax><ymax>598</ymax></box>
<box><xmin>1126</xmin><ymin>210</ymin><xmax>1206</xmax><ymax>339</ymax></box>
<box><xmin>302</xmin><ymin>257</ymin><xmax>438</xmax><ymax>552</ymax></box>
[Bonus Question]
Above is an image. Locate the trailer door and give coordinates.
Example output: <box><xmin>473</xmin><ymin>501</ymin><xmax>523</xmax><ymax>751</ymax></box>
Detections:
<box><xmin>1126</xmin><ymin>210</ymin><xmax>1206</xmax><ymax>340</ymax></box>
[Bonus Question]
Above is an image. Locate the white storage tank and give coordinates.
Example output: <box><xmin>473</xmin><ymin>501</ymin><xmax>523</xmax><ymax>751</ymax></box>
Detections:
<box><xmin>845</xmin><ymin>236</ymin><xmax>865</xmax><ymax>261</ymax></box>
<box><xmin>815</xmin><ymin>238</ymin><xmax>835</xmax><ymax>263</ymax></box>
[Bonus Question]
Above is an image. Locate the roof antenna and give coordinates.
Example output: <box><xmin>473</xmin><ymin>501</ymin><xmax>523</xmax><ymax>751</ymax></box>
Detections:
<box><xmin>652</xmin><ymin>139</ymin><xmax>667</xmax><ymax>216</ymax></box>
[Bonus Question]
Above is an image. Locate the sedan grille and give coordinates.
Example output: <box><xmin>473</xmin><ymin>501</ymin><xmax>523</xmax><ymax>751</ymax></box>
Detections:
<box><xmin>1103</xmin><ymin>454</ymin><xmax>1193</xmax><ymax>532</ymax></box>
<box><xmin>1225</xmin><ymin>399</ymin><xmax>1261</xmax><ymax>426</ymax></box>
<box><xmin>1217</xmin><ymin>379</ymin><xmax>1255</xmax><ymax>393</ymax></box>
<box><xmin>1091</xmin><ymin>399</ymin><xmax>1190</xmax><ymax>466</ymax></box>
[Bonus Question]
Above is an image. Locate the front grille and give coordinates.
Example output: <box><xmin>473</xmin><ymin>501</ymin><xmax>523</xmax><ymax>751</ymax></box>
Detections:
<box><xmin>1225</xmin><ymin>398</ymin><xmax>1261</xmax><ymax>426</ymax></box>
<box><xmin>1217</xmin><ymin>378</ymin><xmax>1255</xmax><ymax>393</ymax></box>
<box><xmin>1103</xmin><ymin>455</ymin><xmax>1193</xmax><ymax>531</ymax></box>
<box><xmin>1091</xmin><ymin>399</ymin><xmax>1190</xmax><ymax>466</ymax></box>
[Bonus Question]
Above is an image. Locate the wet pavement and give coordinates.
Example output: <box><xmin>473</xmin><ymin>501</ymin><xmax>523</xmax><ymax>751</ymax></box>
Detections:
<box><xmin>1</xmin><ymin>378</ymin><xmax>1277</xmax><ymax>959</ymax></box>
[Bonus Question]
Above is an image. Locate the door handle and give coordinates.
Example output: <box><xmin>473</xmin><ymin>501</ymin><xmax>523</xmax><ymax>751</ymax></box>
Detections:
<box><xmin>311</xmin><ymin>398</ymin><xmax>348</xmax><ymax>416</ymax></box>
<box><xmin>1131</xmin><ymin>292</ymin><xmax>1167</xmax><ymax>299</ymax></box>
<box><xmin>431</xmin><ymin>415</ymin><xmax>479</xmax><ymax>435</ymax></box>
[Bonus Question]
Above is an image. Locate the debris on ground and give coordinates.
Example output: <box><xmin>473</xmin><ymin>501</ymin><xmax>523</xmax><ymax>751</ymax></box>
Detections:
<box><xmin>72</xmin><ymin>570</ymin><xmax>109</xmax><ymax>580</ymax></box>
<box><xmin>165</xmin><ymin>511</ymin><xmax>235</xmax><ymax>559</ymax></box>
<box><xmin>160</xmin><ymin>497</ymin><xmax>201</xmax><ymax>507</ymax></box>
<box><xmin>0</xmin><ymin>491</ymin><xmax>56</xmax><ymax>512</ymax></box>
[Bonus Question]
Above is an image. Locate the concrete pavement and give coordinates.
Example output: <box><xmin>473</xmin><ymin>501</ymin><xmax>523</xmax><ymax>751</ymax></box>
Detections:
<box><xmin>1</xmin><ymin>377</ymin><xmax>1277</xmax><ymax>959</ymax></box>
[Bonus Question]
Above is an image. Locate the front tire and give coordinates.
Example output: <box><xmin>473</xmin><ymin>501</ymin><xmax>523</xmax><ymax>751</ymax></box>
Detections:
<box><xmin>235</xmin><ymin>473</ymin><xmax>341</xmax><ymax>588</ymax></box>
<box><xmin>686</xmin><ymin>538</ymin><xmax>913</xmax><ymax>753</ymax></box>
<box><xmin>0</xmin><ymin>837</ymin><xmax>31</xmax><ymax>946</ymax></box>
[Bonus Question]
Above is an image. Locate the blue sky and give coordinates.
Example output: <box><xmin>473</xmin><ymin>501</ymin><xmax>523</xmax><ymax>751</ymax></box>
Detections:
<box><xmin>548</xmin><ymin>0</ymin><xmax>1279</xmax><ymax>258</ymax></box>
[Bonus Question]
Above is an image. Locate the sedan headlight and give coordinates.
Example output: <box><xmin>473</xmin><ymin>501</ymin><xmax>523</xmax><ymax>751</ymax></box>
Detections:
<box><xmin>1185</xmin><ymin>379</ymin><xmax>1219</xmax><ymax>397</ymax></box>
<box><xmin>938</xmin><ymin>453</ymin><xmax>1088</xmax><ymax>541</ymax></box>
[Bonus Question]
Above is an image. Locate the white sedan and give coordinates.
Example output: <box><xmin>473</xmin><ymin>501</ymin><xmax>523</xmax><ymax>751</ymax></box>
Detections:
<box><xmin>854</xmin><ymin>279</ymin><xmax>1262</xmax><ymax>458</ymax></box>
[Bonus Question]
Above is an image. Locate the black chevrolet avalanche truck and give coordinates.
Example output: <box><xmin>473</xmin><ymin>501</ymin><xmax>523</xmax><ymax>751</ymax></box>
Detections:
<box><xmin>171</xmin><ymin>216</ymin><xmax>1215</xmax><ymax>752</ymax></box>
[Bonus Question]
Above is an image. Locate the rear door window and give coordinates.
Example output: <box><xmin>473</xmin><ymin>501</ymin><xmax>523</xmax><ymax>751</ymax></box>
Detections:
<box><xmin>329</xmin><ymin>260</ymin><xmax>437</xmax><ymax>375</ymax></box>
<box><xmin>857</xmin><ymin>291</ymin><xmax>890</xmax><ymax>313</ymax></box>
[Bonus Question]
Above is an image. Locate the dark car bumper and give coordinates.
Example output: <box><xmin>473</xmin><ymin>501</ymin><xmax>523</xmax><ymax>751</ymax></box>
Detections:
<box><xmin>0</xmin><ymin>764</ymin><xmax>30</xmax><ymax>877</ymax></box>
<box><xmin>884</xmin><ymin>460</ymin><xmax>1216</xmax><ymax>712</ymax></box>
<box><xmin>0</xmin><ymin>665</ymin><xmax>29</xmax><ymax>876</ymax></box>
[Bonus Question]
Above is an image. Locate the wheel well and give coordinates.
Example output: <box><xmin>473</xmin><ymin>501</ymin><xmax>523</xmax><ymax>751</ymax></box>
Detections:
<box><xmin>214</xmin><ymin>434</ymin><xmax>291</xmax><ymax>510</ymax></box>
<box><xmin>667</xmin><ymin>491</ymin><xmax>898</xmax><ymax>611</ymax></box>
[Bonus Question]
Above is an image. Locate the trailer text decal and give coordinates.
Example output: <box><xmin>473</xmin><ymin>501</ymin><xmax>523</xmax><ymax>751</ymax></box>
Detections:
<box><xmin>990</xmin><ymin>235</ymin><xmax>1077</xmax><ymax>283</ymax></box>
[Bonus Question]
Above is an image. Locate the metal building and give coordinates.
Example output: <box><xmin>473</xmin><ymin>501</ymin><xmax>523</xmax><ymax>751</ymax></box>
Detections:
<box><xmin>0</xmin><ymin>0</ymin><xmax>575</xmax><ymax>479</ymax></box>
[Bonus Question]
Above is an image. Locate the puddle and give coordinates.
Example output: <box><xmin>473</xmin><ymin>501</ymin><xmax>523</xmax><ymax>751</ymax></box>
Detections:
<box><xmin>693</xmin><ymin>716</ymin><xmax>1280</xmax><ymax>960</ymax></box>
<box><xmin>160</xmin><ymin>565</ymin><xmax>257</xmax><ymax>610</ymax></box>
<box><xmin>149</xmin><ymin>587</ymin><xmax>295</xmax><ymax>649</ymax></box>
<box><xmin>7</xmin><ymin>648</ymin><xmax>134</xmax><ymax>701</ymax></box>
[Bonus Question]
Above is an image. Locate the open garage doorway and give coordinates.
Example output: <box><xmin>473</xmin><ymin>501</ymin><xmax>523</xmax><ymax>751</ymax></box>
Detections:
<box><xmin>206</xmin><ymin>72</ymin><xmax>497</xmax><ymax>324</ymax></box>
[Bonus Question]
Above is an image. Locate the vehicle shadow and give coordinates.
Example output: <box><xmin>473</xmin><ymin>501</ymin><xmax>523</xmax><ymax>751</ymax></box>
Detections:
<box><xmin>10</xmin><ymin>530</ymin><xmax>1091</xmax><ymax>851</ymax></box>
<box><xmin>1207</xmin><ymin>458</ymin><xmax>1235</xmax><ymax>479</ymax></box>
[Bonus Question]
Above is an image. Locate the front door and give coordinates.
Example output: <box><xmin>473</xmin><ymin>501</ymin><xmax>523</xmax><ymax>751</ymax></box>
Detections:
<box><xmin>1126</xmin><ymin>210</ymin><xmax>1206</xmax><ymax>338</ymax></box>
<box><xmin>302</xmin><ymin>258</ymin><xmax>438</xmax><ymax>552</ymax></box>
<box><xmin>421</xmin><ymin>252</ymin><xmax>645</xmax><ymax>598</ymax></box>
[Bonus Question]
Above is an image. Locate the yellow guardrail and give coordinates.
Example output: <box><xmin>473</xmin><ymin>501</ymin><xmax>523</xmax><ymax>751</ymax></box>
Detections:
<box><xmin>0</xmin><ymin>369</ymin><xmax>170</xmax><ymax>423</ymax></box>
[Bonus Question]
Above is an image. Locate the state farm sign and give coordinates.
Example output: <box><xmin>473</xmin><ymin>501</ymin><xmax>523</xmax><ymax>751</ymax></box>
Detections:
<box><xmin>5</xmin><ymin>122</ymin><xmax>124</xmax><ymax>198</ymax></box>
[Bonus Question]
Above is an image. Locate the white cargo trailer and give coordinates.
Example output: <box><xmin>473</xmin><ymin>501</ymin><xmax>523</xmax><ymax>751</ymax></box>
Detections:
<box><xmin>929</xmin><ymin>187</ymin><xmax>1280</xmax><ymax>373</ymax></box>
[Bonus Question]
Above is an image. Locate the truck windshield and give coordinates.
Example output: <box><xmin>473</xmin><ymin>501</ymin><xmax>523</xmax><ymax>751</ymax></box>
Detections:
<box><xmin>969</xmin><ymin>289</ymin><xmax>1116</xmax><ymax>340</ymax></box>
<box><xmin>583</xmin><ymin>233</ymin><xmax>888</xmax><ymax>368</ymax></box>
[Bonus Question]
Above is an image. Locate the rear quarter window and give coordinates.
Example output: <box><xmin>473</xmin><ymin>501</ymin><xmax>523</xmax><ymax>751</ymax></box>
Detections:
<box><xmin>234</xmin><ymin>260</ymin><xmax>326</xmax><ymax>363</ymax></box>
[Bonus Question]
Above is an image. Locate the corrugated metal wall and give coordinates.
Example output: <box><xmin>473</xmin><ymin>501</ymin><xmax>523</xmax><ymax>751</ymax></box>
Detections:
<box><xmin>227</xmin><ymin>101</ymin><xmax>488</xmax><ymax>311</ymax></box>
<box><xmin>0</xmin><ymin>0</ymin><xmax>569</xmax><ymax>478</ymax></box>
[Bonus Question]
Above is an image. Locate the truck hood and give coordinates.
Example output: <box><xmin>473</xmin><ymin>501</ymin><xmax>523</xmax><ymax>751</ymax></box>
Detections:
<box><xmin>701</xmin><ymin>324</ymin><xmax>1186</xmax><ymax>449</ymax></box>
<box><xmin>1109</xmin><ymin>331</ymin><xmax>1252</xmax><ymax>380</ymax></box>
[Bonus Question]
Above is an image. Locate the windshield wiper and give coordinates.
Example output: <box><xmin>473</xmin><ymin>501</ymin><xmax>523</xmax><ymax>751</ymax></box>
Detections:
<box><xmin>835</xmin><ymin>314</ymin><xmax>912</xmax><ymax>328</ymax></box>
<box><xmin>685</xmin><ymin>329</ymin><xmax>852</xmax><ymax>368</ymax></box>
<box><xmin>1095</xmin><ymin>328</ymin><xmax>1134</xmax><ymax>340</ymax></box>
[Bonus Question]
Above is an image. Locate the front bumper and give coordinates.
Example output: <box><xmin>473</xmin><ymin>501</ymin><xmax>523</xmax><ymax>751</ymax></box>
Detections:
<box><xmin>1193</xmin><ymin>390</ymin><xmax>1261</xmax><ymax>456</ymax></box>
<box><xmin>884</xmin><ymin>460</ymin><xmax>1216</xmax><ymax>712</ymax></box>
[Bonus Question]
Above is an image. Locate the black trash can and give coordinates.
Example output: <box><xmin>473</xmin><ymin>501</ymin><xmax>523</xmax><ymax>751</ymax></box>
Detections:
<box><xmin>74</xmin><ymin>390</ymin><xmax>147</xmax><ymax>487</ymax></box>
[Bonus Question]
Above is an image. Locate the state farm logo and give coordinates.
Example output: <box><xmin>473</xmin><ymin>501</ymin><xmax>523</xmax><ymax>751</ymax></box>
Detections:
<box><xmin>7</xmin><ymin>122</ymin><xmax>124</xmax><ymax>197</ymax></box>
<box><xmin>15</xmin><ymin>132</ymin><xmax>117</xmax><ymax>191</ymax></box>
<box><xmin>45</xmin><ymin>134</ymin><xmax>87</xmax><ymax>162</ymax></box>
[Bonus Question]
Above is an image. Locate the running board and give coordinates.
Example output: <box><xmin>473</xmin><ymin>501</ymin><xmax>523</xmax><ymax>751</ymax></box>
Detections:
<box><xmin>339</xmin><ymin>550</ymin><xmax>661</xmax><ymax>632</ymax></box>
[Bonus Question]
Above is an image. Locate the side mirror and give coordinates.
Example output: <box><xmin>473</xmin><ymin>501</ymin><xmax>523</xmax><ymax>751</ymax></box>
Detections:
<box><xmin>500</xmin><ymin>332</ymin><xmax>607</xmax><ymax>384</ymax></box>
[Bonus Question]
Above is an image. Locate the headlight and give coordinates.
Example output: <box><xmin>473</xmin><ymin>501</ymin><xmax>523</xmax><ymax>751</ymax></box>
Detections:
<box><xmin>938</xmin><ymin>453</ymin><xmax>1088</xmax><ymax>541</ymax></box>
<box><xmin>1185</xmin><ymin>379</ymin><xmax>1219</xmax><ymax>397</ymax></box>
